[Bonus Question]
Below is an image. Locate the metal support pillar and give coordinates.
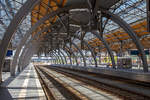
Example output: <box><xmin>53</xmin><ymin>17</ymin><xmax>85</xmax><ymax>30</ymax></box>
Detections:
<box><xmin>18</xmin><ymin>48</ymin><xmax>28</xmax><ymax>71</ymax></box>
<box><xmin>52</xmin><ymin>52</ymin><xmax>61</xmax><ymax>64</ymax></box>
<box><xmin>51</xmin><ymin>51</ymin><xmax>60</xmax><ymax>64</ymax></box>
<box><xmin>51</xmin><ymin>53</ymin><xmax>59</xmax><ymax>64</ymax></box>
<box><xmin>11</xmin><ymin>26</ymin><xmax>49</xmax><ymax>76</ymax></box>
<box><xmin>22</xmin><ymin>47</ymin><xmax>37</xmax><ymax>69</ymax></box>
<box><xmin>50</xmin><ymin>53</ymin><xmax>56</xmax><ymax>64</ymax></box>
<box><xmin>53</xmin><ymin>50</ymin><xmax>64</xmax><ymax>65</ymax></box>
<box><xmin>51</xmin><ymin>54</ymin><xmax>57</xmax><ymax>64</ymax></box>
<box><xmin>104</xmin><ymin>11</ymin><xmax>149</xmax><ymax>72</ymax></box>
<box><xmin>59</xmin><ymin>49</ymin><xmax>68</xmax><ymax>65</ymax></box>
<box><xmin>62</xmin><ymin>48</ymin><xmax>72</xmax><ymax>65</ymax></box>
<box><xmin>82</xmin><ymin>41</ymin><xmax>97</xmax><ymax>67</ymax></box>
<box><xmin>0</xmin><ymin>0</ymin><xmax>40</xmax><ymax>82</ymax></box>
<box><xmin>92</xmin><ymin>31</ymin><xmax>116</xmax><ymax>68</ymax></box>
<box><xmin>75</xmin><ymin>36</ymin><xmax>97</xmax><ymax>67</ymax></box>
<box><xmin>18</xmin><ymin>42</ymin><xmax>37</xmax><ymax>71</ymax></box>
<box><xmin>22</xmin><ymin>45</ymin><xmax>38</xmax><ymax>69</ymax></box>
<box><xmin>55</xmin><ymin>50</ymin><xmax>65</xmax><ymax>64</ymax></box>
<box><xmin>18</xmin><ymin>47</ymin><xmax>29</xmax><ymax>72</ymax></box>
<box><xmin>50</xmin><ymin>54</ymin><xmax>55</xmax><ymax>64</ymax></box>
<box><xmin>18</xmin><ymin>43</ymin><xmax>32</xmax><ymax>71</ymax></box>
<box><xmin>65</xmin><ymin>45</ymin><xmax>78</xmax><ymax>66</ymax></box>
<box><xmin>71</xmin><ymin>42</ymin><xmax>86</xmax><ymax>67</ymax></box>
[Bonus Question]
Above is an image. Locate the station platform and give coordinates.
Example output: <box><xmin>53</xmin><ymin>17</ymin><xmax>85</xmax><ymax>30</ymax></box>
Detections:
<box><xmin>52</xmin><ymin>64</ymin><xmax>150</xmax><ymax>83</ymax></box>
<box><xmin>0</xmin><ymin>64</ymin><xmax>46</xmax><ymax>100</ymax></box>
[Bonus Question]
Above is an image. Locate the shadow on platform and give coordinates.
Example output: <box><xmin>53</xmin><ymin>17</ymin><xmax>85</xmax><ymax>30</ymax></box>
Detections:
<box><xmin>0</xmin><ymin>71</ymin><xmax>24</xmax><ymax>100</ymax></box>
<box><xmin>0</xmin><ymin>87</ymin><xmax>13</xmax><ymax>100</ymax></box>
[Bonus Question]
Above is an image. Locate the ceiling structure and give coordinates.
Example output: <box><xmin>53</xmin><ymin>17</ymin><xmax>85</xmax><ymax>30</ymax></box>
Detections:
<box><xmin>29</xmin><ymin>0</ymin><xmax>150</xmax><ymax>55</ymax></box>
<box><xmin>0</xmin><ymin>0</ymin><xmax>150</xmax><ymax>80</ymax></box>
<box><xmin>0</xmin><ymin>0</ymin><xmax>31</xmax><ymax>48</ymax></box>
<box><xmin>0</xmin><ymin>0</ymin><xmax>149</xmax><ymax>51</ymax></box>
<box><xmin>88</xmin><ymin>20</ymin><xmax>150</xmax><ymax>52</ymax></box>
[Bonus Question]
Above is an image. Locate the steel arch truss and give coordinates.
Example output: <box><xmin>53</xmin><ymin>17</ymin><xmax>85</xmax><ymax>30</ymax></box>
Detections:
<box><xmin>0</xmin><ymin>0</ymin><xmax>149</xmax><ymax>83</ymax></box>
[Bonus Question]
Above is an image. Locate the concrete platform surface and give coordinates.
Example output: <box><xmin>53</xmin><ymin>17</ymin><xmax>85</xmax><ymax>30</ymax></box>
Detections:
<box><xmin>0</xmin><ymin>64</ymin><xmax>46</xmax><ymax>100</ymax></box>
<box><xmin>52</xmin><ymin>64</ymin><xmax>150</xmax><ymax>83</ymax></box>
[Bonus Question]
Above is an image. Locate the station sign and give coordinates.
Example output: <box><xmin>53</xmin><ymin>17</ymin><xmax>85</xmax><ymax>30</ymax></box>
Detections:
<box><xmin>6</xmin><ymin>50</ymin><xmax>13</xmax><ymax>57</ymax></box>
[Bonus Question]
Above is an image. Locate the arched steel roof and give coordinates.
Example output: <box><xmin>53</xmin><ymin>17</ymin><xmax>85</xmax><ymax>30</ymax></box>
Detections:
<box><xmin>0</xmin><ymin>0</ymin><xmax>150</xmax><ymax>83</ymax></box>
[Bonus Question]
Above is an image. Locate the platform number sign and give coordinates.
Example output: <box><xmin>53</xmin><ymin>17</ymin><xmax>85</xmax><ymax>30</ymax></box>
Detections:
<box><xmin>6</xmin><ymin>50</ymin><xmax>13</xmax><ymax>57</ymax></box>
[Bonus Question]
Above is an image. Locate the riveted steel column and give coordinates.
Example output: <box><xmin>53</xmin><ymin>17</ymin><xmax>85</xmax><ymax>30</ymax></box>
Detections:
<box><xmin>56</xmin><ymin>50</ymin><xmax>65</xmax><ymax>64</ymax></box>
<box><xmin>51</xmin><ymin>53</ymin><xmax>59</xmax><ymax>64</ymax></box>
<box><xmin>52</xmin><ymin>55</ymin><xmax>57</xmax><ymax>64</ymax></box>
<box><xmin>0</xmin><ymin>0</ymin><xmax>40</xmax><ymax>82</ymax></box>
<box><xmin>18</xmin><ymin>48</ymin><xmax>27</xmax><ymax>71</ymax></box>
<box><xmin>21</xmin><ymin>43</ymin><xmax>38</xmax><ymax>69</ymax></box>
<box><xmin>24</xmin><ymin>48</ymin><xmax>38</xmax><ymax>68</ymax></box>
<box><xmin>52</xmin><ymin>51</ymin><xmax>60</xmax><ymax>64</ymax></box>
<box><xmin>52</xmin><ymin>52</ymin><xmax>61</xmax><ymax>64</ymax></box>
<box><xmin>104</xmin><ymin>11</ymin><xmax>148</xmax><ymax>72</ymax></box>
<box><xmin>63</xmin><ymin>47</ymin><xmax>73</xmax><ymax>65</ymax></box>
<box><xmin>92</xmin><ymin>31</ymin><xmax>116</xmax><ymax>68</ymax></box>
<box><xmin>50</xmin><ymin>54</ymin><xmax>55</xmax><ymax>64</ymax></box>
<box><xmin>65</xmin><ymin>45</ymin><xmax>78</xmax><ymax>66</ymax></box>
<box><xmin>22</xmin><ymin>41</ymin><xmax>38</xmax><ymax>70</ymax></box>
<box><xmin>18</xmin><ymin>42</ymin><xmax>37</xmax><ymax>71</ymax></box>
<box><xmin>74</xmin><ymin>36</ymin><xmax>97</xmax><ymax>67</ymax></box>
<box><xmin>83</xmin><ymin>41</ymin><xmax>97</xmax><ymax>67</ymax></box>
<box><xmin>22</xmin><ymin>47</ymin><xmax>36</xmax><ymax>69</ymax></box>
<box><xmin>18</xmin><ymin>42</ymin><xmax>33</xmax><ymax>72</ymax></box>
<box><xmin>71</xmin><ymin>42</ymin><xmax>86</xmax><ymax>67</ymax></box>
<box><xmin>55</xmin><ymin>50</ymin><xmax>65</xmax><ymax>65</ymax></box>
<box><xmin>18</xmin><ymin>47</ymin><xmax>29</xmax><ymax>72</ymax></box>
<box><xmin>52</xmin><ymin>53</ymin><xmax>58</xmax><ymax>64</ymax></box>
<box><xmin>24</xmin><ymin>45</ymin><xmax>38</xmax><ymax>67</ymax></box>
<box><xmin>62</xmin><ymin>48</ymin><xmax>72</xmax><ymax>65</ymax></box>
<box><xmin>59</xmin><ymin>49</ymin><xmax>68</xmax><ymax>64</ymax></box>
<box><xmin>50</xmin><ymin>53</ymin><xmax>57</xmax><ymax>64</ymax></box>
<box><xmin>11</xmin><ymin>27</ymin><xmax>49</xmax><ymax>76</ymax></box>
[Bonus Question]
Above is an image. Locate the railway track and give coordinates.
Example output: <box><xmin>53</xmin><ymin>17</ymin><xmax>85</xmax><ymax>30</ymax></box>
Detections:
<box><xmin>35</xmin><ymin>66</ymin><xmax>121</xmax><ymax>100</ymax></box>
<box><xmin>35</xmin><ymin>65</ymin><xmax>150</xmax><ymax>100</ymax></box>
